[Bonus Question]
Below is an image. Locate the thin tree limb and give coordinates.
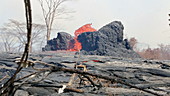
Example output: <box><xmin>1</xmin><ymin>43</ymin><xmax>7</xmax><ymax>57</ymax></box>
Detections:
<box><xmin>0</xmin><ymin>0</ymin><xmax>32</xmax><ymax>95</ymax></box>
<box><xmin>50</xmin><ymin>66</ymin><xmax>162</xmax><ymax>96</ymax></box>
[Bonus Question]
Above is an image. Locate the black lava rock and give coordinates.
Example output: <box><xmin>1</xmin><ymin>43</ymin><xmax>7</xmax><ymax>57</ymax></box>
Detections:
<box><xmin>43</xmin><ymin>32</ymin><xmax>74</xmax><ymax>51</ymax></box>
<box><xmin>78</xmin><ymin>21</ymin><xmax>140</xmax><ymax>58</ymax></box>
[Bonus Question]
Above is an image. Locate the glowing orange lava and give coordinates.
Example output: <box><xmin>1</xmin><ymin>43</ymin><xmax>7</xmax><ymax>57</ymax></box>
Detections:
<box><xmin>70</xmin><ymin>24</ymin><xmax>97</xmax><ymax>51</ymax></box>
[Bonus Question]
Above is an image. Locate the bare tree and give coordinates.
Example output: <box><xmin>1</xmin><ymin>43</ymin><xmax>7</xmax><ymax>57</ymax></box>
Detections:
<box><xmin>129</xmin><ymin>37</ymin><xmax>137</xmax><ymax>50</ymax></box>
<box><xmin>31</xmin><ymin>24</ymin><xmax>46</xmax><ymax>52</ymax></box>
<box><xmin>38</xmin><ymin>0</ymin><xmax>71</xmax><ymax>41</ymax></box>
<box><xmin>0</xmin><ymin>31</ymin><xmax>16</xmax><ymax>52</ymax></box>
<box><xmin>0</xmin><ymin>0</ymin><xmax>33</xmax><ymax>95</ymax></box>
<box><xmin>0</xmin><ymin>19</ymin><xmax>46</xmax><ymax>52</ymax></box>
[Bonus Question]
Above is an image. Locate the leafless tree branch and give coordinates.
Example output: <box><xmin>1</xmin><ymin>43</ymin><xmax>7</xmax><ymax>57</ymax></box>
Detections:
<box><xmin>38</xmin><ymin>0</ymin><xmax>72</xmax><ymax>41</ymax></box>
<box><xmin>0</xmin><ymin>0</ymin><xmax>32</xmax><ymax>95</ymax></box>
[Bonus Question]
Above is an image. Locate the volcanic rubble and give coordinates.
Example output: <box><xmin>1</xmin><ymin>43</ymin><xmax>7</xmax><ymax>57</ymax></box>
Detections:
<box><xmin>43</xmin><ymin>32</ymin><xmax>74</xmax><ymax>51</ymax></box>
<box><xmin>0</xmin><ymin>52</ymin><xmax>170</xmax><ymax>96</ymax></box>
<box><xmin>78</xmin><ymin>21</ymin><xmax>139</xmax><ymax>58</ymax></box>
<box><xmin>43</xmin><ymin>21</ymin><xmax>139</xmax><ymax>58</ymax></box>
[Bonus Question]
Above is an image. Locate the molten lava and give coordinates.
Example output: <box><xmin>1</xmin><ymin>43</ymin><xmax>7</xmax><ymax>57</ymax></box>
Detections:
<box><xmin>70</xmin><ymin>24</ymin><xmax>97</xmax><ymax>51</ymax></box>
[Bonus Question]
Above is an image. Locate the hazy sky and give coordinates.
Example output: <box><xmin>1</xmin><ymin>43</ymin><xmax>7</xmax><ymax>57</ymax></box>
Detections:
<box><xmin>1</xmin><ymin>0</ymin><xmax>170</xmax><ymax>48</ymax></box>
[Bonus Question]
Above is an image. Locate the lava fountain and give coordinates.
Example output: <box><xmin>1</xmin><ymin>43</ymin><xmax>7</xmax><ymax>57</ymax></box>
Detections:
<box><xmin>69</xmin><ymin>24</ymin><xmax>97</xmax><ymax>51</ymax></box>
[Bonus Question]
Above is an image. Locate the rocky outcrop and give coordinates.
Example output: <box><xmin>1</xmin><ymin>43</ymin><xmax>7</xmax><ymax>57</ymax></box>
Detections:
<box><xmin>43</xmin><ymin>21</ymin><xmax>139</xmax><ymax>58</ymax></box>
<box><xmin>43</xmin><ymin>32</ymin><xmax>74</xmax><ymax>51</ymax></box>
<box><xmin>78</xmin><ymin>21</ymin><xmax>139</xmax><ymax>58</ymax></box>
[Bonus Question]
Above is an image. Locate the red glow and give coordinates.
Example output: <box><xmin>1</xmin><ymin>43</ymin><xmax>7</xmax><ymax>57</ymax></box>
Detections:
<box><xmin>70</xmin><ymin>24</ymin><xmax>97</xmax><ymax>51</ymax></box>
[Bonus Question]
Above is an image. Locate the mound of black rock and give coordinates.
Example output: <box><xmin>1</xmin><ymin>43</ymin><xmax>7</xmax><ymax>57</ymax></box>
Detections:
<box><xmin>43</xmin><ymin>21</ymin><xmax>140</xmax><ymax>58</ymax></box>
<box><xmin>78</xmin><ymin>21</ymin><xmax>140</xmax><ymax>58</ymax></box>
<box><xmin>43</xmin><ymin>32</ymin><xmax>74</xmax><ymax>51</ymax></box>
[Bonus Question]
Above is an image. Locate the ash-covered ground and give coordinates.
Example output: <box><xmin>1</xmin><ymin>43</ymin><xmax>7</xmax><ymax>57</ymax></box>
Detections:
<box><xmin>0</xmin><ymin>52</ymin><xmax>170</xmax><ymax>96</ymax></box>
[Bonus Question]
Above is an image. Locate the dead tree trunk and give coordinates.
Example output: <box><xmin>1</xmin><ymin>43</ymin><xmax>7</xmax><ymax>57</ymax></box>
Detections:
<box><xmin>0</xmin><ymin>0</ymin><xmax>32</xmax><ymax>95</ymax></box>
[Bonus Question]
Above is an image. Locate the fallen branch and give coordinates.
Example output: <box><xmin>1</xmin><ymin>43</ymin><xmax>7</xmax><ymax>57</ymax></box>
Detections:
<box><xmin>14</xmin><ymin>59</ymin><xmax>164</xmax><ymax>96</ymax></box>
<box><xmin>10</xmin><ymin>57</ymin><xmax>165</xmax><ymax>96</ymax></box>
<box><xmin>0</xmin><ymin>75</ymin><xmax>9</xmax><ymax>83</ymax></box>
<box><xmin>64</xmin><ymin>87</ymin><xmax>84</xmax><ymax>93</ymax></box>
<box><xmin>67</xmin><ymin>73</ymin><xmax>77</xmax><ymax>86</ymax></box>
<box><xmin>50</xmin><ymin>66</ymin><xmax>163</xmax><ymax>96</ymax></box>
<box><xmin>81</xmin><ymin>75</ymin><xmax>102</xmax><ymax>88</ymax></box>
<box><xmin>15</xmin><ymin>72</ymin><xmax>38</xmax><ymax>82</ymax></box>
<box><xmin>31</xmin><ymin>83</ymin><xmax>63</xmax><ymax>88</ymax></box>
